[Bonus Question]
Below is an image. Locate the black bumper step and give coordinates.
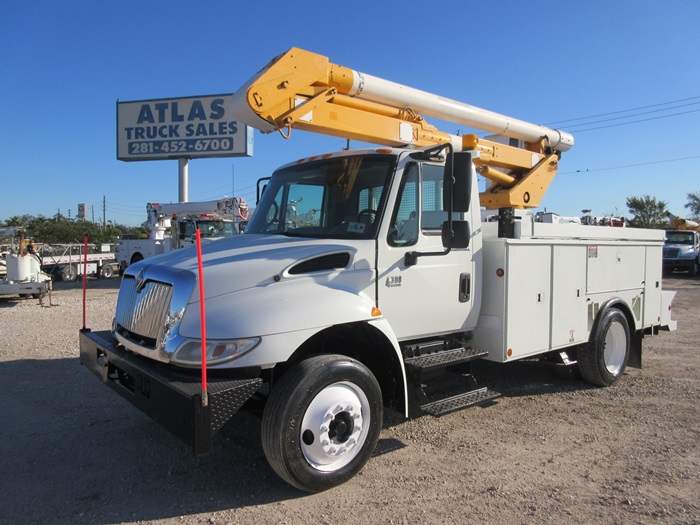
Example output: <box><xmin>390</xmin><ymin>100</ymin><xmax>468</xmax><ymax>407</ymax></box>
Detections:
<box><xmin>404</xmin><ymin>347</ymin><xmax>487</xmax><ymax>373</ymax></box>
<box><xmin>80</xmin><ymin>330</ymin><xmax>262</xmax><ymax>455</ymax></box>
<box><xmin>422</xmin><ymin>387</ymin><xmax>501</xmax><ymax>417</ymax></box>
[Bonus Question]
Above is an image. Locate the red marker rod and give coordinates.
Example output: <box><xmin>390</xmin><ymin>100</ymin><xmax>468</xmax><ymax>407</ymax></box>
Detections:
<box><xmin>82</xmin><ymin>235</ymin><xmax>88</xmax><ymax>330</ymax></box>
<box><xmin>195</xmin><ymin>229</ymin><xmax>208</xmax><ymax>406</ymax></box>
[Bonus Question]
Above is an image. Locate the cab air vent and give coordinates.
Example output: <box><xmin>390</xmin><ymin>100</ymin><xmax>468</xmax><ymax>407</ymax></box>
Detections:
<box><xmin>289</xmin><ymin>253</ymin><xmax>351</xmax><ymax>275</ymax></box>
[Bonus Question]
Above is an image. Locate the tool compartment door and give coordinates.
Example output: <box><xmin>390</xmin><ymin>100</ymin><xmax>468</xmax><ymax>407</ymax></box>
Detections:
<box><xmin>504</xmin><ymin>243</ymin><xmax>552</xmax><ymax>360</ymax></box>
<box><xmin>550</xmin><ymin>245</ymin><xmax>588</xmax><ymax>349</ymax></box>
<box><xmin>643</xmin><ymin>244</ymin><xmax>663</xmax><ymax>328</ymax></box>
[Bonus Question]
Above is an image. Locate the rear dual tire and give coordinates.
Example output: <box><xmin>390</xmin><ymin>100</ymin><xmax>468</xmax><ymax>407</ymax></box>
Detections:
<box><xmin>578</xmin><ymin>309</ymin><xmax>630</xmax><ymax>387</ymax></box>
<box><xmin>61</xmin><ymin>264</ymin><xmax>78</xmax><ymax>282</ymax></box>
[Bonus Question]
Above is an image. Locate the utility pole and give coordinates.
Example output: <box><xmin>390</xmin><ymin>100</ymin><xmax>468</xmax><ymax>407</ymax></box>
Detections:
<box><xmin>232</xmin><ymin>164</ymin><xmax>235</xmax><ymax>197</ymax></box>
<box><xmin>92</xmin><ymin>205</ymin><xmax>95</xmax><ymax>224</ymax></box>
<box><xmin>103</xmin><ymin>195</ymin><xmax>106</xmax><ymax>230</ymax></box>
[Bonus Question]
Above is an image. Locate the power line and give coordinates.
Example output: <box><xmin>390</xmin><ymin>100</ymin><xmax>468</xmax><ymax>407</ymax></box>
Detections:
<box><xmin>559</xmin><ymin>155</ymin><xmax>700</xmax><ymax>175</ymax></box>
<box><xmin>561</xmin><ymin>101</ymin><xmax>700</xmax><ymax>130</ymax></box>
<box><xmin>546</xmin><ymin>95</ymin><xmax>700</xmax><ymax>126</ymax></box>
<box><xmin>566</xmin><ymin>108</ymin><xmax>700</xmax><ymax>133</ymax></box>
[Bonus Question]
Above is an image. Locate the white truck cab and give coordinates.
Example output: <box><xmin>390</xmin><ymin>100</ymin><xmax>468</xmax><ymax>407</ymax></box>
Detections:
<box><xmin>663</xmin><ymin>229</ymin><xmax>700</xmax><ymax>274</ymax></box>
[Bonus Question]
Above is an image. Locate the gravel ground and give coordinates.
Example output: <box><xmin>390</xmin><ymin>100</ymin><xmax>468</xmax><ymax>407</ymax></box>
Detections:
<box><xmin>1</xmin><ymin>275</ymin><xmax>698</xmax><ymax>525</ymax></box>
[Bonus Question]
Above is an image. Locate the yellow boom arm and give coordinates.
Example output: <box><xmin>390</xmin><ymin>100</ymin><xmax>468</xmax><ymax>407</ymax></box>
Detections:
<box><xmin>231</xmin><ymin>48</ymin><xmax>574</xmax><ymax>210</ymax></box>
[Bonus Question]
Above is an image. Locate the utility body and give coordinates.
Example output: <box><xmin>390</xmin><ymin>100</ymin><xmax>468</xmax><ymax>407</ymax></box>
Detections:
<box><xmin>114</xmin><ymin>197</ymin><xmax>249</xmax><ymax>272</ymax></box>
<box><xmin>80</xmin><ymin>48</ymin><xmax>676</xmax><ymax>492</ymax></box>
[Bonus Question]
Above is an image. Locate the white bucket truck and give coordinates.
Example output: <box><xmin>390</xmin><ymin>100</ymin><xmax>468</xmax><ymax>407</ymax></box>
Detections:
<box><xmin>81</xmin><ymin>48</ymin><xmax>675</xmax><ymax>492</ymax></box>
<box><xmin>115</xmin><ymin>197</ymin><xmax>249</xmax><ymax>272</ymax></box>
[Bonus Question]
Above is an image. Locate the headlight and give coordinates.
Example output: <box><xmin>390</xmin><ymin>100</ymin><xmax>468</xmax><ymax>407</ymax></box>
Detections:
<box><xmin>171</xmin><ymin>337</ymin><xmax>260</xmax><ymax>366</ymax></box>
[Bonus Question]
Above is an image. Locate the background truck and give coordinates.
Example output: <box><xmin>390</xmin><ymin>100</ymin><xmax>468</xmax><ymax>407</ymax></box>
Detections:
<box><xmin>39</xmin><ymin>243</ymin><xmax>117</xmax><ymax>281</ymax></box>
<box><xmin>115</xmin><ymin>197</ymin><xmax>249</xmax><ymax>272</ymax></box>
<box><xmin>663</xmin><ymin>214</ymin><xmax>700</xmax><ymax>274</ymax></box>
<box><xmin>81</xmin><ymin>48</ymin><xmax>675</xmax><ymax>493</ymax></box>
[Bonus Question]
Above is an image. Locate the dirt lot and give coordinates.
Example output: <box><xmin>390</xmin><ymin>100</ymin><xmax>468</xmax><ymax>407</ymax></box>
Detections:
<box><xmin>1</xmin><ymin>276</ymin><xmax>698</xmax><ymax>525</ymax></box>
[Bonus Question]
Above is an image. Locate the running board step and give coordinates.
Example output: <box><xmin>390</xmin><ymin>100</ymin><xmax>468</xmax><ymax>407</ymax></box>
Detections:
<box><xmin>404</xmin><ymin>347</ymin><xmax>488</xmax><ymax>373</ymax></box>
<box><xmin>421</xmin><ymin>387</ymin><xmax>501</xmax><ymax>417</ymax></box>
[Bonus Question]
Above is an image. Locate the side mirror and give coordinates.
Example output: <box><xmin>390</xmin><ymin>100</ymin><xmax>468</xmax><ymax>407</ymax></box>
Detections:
<box><xmin>256</xmin><ymin>177</ymin><xmax>272</xmax><ymax>204</ymax></box>
<box><xmin>442</xmin><ymin>220</ymin><xmax>470</xmax><ymax>249</ymax></box>
<box><xmin>444</xmin><ymin>151</ymin><xmax>473</xmax><ymax>213</ymax></box>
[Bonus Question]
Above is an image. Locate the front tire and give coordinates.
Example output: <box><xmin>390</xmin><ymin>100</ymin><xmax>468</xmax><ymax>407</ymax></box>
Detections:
<box><xmin>261</xmin><ymin>354</ymin><xmax>383</xmax><ymax>493</ymax></box>
<box><xmin>579</xmin><ymin>308</ymin><xmax>630</xmax><ymax>386</ymax></box>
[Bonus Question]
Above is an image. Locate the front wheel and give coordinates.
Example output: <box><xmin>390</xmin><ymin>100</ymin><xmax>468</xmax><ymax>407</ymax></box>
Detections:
<box><xmin>578</xmin><ymin>308</ymin><xmax>630</xmax><ymax>386</ymax></box>
<box><xmin>261</xmin><ymin>355</ymin><xmax>383</xmax><ymax>493</ymax></box>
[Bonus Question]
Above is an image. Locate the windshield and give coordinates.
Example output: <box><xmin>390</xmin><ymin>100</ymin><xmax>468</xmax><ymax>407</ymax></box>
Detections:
<box><xmin>196</xmin><ymin>219</ymin><xmax>234</xmax><ymax>238</ymax></box>
<box><xmin>246</xmin><ymin>154</ymin><xmax>396</xmax><ymax>239</ymax></box>
<box><xmin>665</xmin><ymin>231</ymin><xmax>694</xmax><ymax>245</ymax></box>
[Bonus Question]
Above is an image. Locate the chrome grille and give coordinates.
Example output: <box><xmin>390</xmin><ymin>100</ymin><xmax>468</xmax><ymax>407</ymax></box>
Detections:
<box><xmin>115</xmin><ymin>277</ymin><xmax>174</xmax><ymax>349</ymax></box>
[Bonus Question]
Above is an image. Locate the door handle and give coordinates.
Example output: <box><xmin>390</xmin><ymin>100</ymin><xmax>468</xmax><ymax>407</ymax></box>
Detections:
<box><xmin>459</xmin><ymin>273</ymin><xmax>470</xmax><ymax>303</ymax></box>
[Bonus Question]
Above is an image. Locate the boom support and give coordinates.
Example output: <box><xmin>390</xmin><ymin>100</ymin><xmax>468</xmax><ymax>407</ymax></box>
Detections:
<box><xmin>231</xmin><ymin>47</ymin><xmax>574</xmax><ymax>209</ymax></box>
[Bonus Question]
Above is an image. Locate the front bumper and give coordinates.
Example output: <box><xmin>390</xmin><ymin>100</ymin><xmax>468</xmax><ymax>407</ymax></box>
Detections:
<box><xmin>79</xmin><ymin>329</ymin><xmax>262</xmax><ymax>455</ymax></box>
<box><xmin>663</xmin><ymin>259</ymin><xmax>695</xmax><ymax>273</ymax></box>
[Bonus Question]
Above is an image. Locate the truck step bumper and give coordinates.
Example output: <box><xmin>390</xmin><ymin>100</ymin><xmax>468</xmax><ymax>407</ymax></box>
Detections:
<box><xmin>79</xmin><ymin>329</ymin><xmax>262</xmax><ymax>455</ymax></box>
<box><xmin>402</xmin><ymin>342</ymin><xmax>500</xmax><ymax>417</ymax></box>
<box><xmin>404</xmin><ymin>347</ymin><xmax>488</xmax><ymax>374</ymax></box>
<box><xmin>421</xmin><ymin>387</ymin><xmax>501</xmax><ymax>417</ymax></box>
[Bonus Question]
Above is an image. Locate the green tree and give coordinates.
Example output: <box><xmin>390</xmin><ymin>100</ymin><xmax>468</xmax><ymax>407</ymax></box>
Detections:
<box><xmin>626</xmin><ymin>195</ymin><xmax>668</xmax><ymax>229</ymax></box>
<box><xmin>685</xmin><ymin>190</ymin><xmax>700</xmax><ymax>220</ymax></box>
<box><xmin>5</xmin><ymin>215</ymin><xmax>33</xmax><ymax>228</ymax></box>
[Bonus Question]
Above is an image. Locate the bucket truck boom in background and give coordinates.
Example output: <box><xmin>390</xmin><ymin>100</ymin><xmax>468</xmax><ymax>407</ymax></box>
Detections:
<box><xmin>80</xmin><ymin>48</ymin><xmax>676</xmax><ymax>492</ymax></box>
<box><xmin>114</xmin><ymin>197</ymin><xmax>249</xmax><ymax>272</ymax></box>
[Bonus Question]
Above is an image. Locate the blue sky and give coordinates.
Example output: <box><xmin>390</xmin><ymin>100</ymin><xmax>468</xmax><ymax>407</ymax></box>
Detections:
<box><xmin>1</xmin><ymin>1</ymin><xmax>699</xmax><ymax>226</ymax></box>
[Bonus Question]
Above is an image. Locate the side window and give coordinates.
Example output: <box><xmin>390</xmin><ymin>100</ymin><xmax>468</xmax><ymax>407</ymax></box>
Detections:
<box><xmin>421</xmin><ymin>164</ymin><xmax>447</xmax><ymax>231</ymax></box>
<box><xmin>388</xmin><ymin>164</ymin><xmax>419</xmax><ymax>246</ymax></box>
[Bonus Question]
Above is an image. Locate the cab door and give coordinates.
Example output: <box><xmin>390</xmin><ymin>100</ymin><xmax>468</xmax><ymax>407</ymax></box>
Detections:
<box><xmin>376</xmin><ymin>158</ymin><xmax>479</xmax><ymax>341</ymax></box>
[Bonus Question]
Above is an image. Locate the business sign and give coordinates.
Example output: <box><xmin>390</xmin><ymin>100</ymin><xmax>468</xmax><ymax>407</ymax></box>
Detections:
<box><xmin>117</xmin><ymin>94</ymin><xmax>253</xmax><ymax>161</ymax></box>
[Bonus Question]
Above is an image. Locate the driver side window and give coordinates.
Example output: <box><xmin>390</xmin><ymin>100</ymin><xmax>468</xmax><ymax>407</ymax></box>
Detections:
<box><xmin>388</xmin><ymin>164</ymin><xmax>419</xmax><ymax>246</ymax></box>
